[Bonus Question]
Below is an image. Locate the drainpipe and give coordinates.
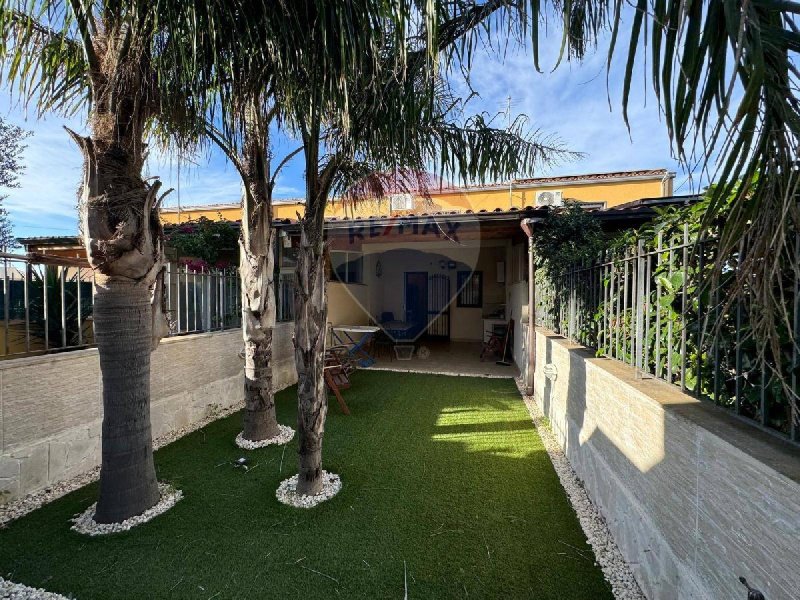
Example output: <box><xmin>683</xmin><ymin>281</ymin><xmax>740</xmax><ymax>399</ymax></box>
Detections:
<box><xmin>661</xmin><ymin>171</ymin><xmax>675</xmax><ymax>197</ymax></box>
<box><xmin>520</xmin><ymin>218</ymin><xmax>542</xmax><ymax>396</ymax></box>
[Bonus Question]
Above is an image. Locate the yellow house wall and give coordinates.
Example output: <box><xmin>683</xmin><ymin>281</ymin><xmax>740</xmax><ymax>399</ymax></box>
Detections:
<box><xmin>325</xmin><ymin>178</ymin><xmax>666</xmax><ymax>218</ymax></box>
<box><xmin>158</xmin><ymin>176</ymin><xmax>667</xmax><ymax>335</ymax></box>
<box><xmin>161</xmin><ymin>207</ymin><xmax>236</xmax><ymax>224</ymax></box>
<box><xmin>160</xmin><ymin>203</ymin><xmax>303</xmax><ymax>224</ymax></box>
<box><xmin>274</xmin><ymin>203</ymin><xmax>305</xmax><ymax>220</ymax></box>
<box><xmin>160</xmin><ymin>177</ymin><xmax>667</xmax><ymax>225</ymax></box>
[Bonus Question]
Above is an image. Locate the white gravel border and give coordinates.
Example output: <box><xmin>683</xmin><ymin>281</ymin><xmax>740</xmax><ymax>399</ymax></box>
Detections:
<box><xmin>276</xmin><ymin>471</ymin><xmax>341</xmax><ymax>508</ymax></box>
<box><xmin>0</xmin><ymin>401</ymin><xmax>243</xmax><ymax>528</ymax></box>
<box><xmin>0</xmin><ymin>578</ymin><xmax>71</xmax><ymax>599</ymax></box>
<box><xmin>365</xmin><ymin>366</ymin><xmax>515</xmax><ymax>379</ymax></box>
<box><xmin>516</xmin><ymin>378</ymin><xmax>646</xmax><ymax>600</ymax></box>
<box><xmin>234</xmin><ymin>424</ymin><xmax>295</xmax><ymax>449</ymax></box>
<box><xmin>70</xmin><ymin>483</ymin><xmax>182</xmax><ymax>536</ymax></box>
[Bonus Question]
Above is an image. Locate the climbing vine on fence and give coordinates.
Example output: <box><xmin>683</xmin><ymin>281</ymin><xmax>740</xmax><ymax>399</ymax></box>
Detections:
<box><xmin>535</xmin><ymin>188</ymin><xmax>799</xmax><ymax>440</ymax></box>
<box><xmin>531</xmin><ymin>201</ymin><xmax>606</xmax><ymax>278</ymax></box>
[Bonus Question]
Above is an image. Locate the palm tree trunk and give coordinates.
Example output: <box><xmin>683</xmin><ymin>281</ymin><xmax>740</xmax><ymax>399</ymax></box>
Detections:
<box><xmin>239</xmin><ymin>111</ymin><xmax>282</xmax><ymax>442</ymax></box>
<box><xmin>67</xmin><ymin>125</ymin><xmax>164</xmax><ymax>524</ymax></box>
<box><xmin>93</xmin><ymin>279</ymin><xmax>160</xmax><ymax>523</ymax></box>
<box><xmin>240</xmin><ymin>226</ymin><xmax>281</xmax><ymax>441</ymax></box>
<box><xmin>294</xmin><ymin>224</ymin><xmax>328</xmax><ymax>495</ymax></box>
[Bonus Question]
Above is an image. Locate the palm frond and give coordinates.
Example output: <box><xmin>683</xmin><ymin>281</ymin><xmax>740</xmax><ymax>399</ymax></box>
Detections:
<box><xmin>330</xmin><ymin>37</ymin><xmax>576</xmax><ymax>205</ymax></box>
<box><xmin>616</xmin><ymin>1</ymin><xmax>799</xmax><ymax>392</ymax></box>
<box><xmin>0</xmin><ymin>1</ymin><xmax>88</xmax><ymax>117</ymax></box>
<box><xmin>499</xmin><ymin>0</ymin><xmax>800</xmax><ymax>395</ymax></box>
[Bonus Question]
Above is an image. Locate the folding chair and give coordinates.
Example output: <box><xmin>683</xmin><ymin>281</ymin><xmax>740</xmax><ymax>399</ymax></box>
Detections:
<box><xmin>326</xmin><ymin>322</ymin><xmax>361</xmax><ymax>371</ymax></box>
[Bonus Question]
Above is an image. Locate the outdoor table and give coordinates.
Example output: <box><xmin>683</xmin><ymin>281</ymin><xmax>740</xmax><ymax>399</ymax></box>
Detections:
<box><xmin>382</xmin><ymin>320</ymin><xmax>414</xmax><ymax>340</ymax></box>
<box><xmin>330</xmin><ymin>325</ymin><xmax>380</xmax><ymax>367</ymax></box>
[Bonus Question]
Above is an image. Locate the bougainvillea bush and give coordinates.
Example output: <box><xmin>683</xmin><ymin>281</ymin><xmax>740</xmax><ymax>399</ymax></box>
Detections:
<box><xmin>166</xmin><ymin>216</ymin><xmax>239</xmax><ymax>270</ymax></box>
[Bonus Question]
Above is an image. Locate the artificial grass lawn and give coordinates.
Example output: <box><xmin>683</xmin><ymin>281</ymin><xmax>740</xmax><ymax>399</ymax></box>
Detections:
<box><xmin>0</xmin><ymin>372</ymin><xmax>612</xmax><ymax>599</ymax></box>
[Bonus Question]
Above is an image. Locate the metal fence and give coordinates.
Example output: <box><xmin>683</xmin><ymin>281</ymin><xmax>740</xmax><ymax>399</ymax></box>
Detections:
<box><xmin>0</xmin><ymin>253</ymin><xmax>241</xmax><ymax>359</ymax></box>
<box><xmin>535</xmin><ymin>225</ymin><xmax>800</xmax><ymax>445</ymax></box>
<box><xmin>0</xmin><ymin>253</ymin><xmax>94</xmax><ymax>357</ymax></box>
<box><xmin>277</xmin><ymin>272</ymin><xmax>296</xmax><ymax>322</ymax></box>
<box><xmin>165</xmin><ymin>263</ymin><xmax>241</xmax><ymax>334</ymax></box>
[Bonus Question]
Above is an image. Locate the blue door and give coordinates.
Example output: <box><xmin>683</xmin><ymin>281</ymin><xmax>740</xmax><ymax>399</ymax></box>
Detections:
<box><xmin>404</xmin><ymin>272</ymin><xmax>428</xmax><ymax>340</ymax></box>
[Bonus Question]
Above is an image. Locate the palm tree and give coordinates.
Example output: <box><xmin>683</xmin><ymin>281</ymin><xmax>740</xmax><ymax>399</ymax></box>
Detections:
<box><xmin>0</xmin><ymin>0</ymin><xmax>255</xmax><ymax>523</ymax></box>
<box><xmin>0</xmin><ymin>0</ymin><xmax>422</xmax><ymax>518</ymax></box>
<box><xmin>163</xmin><ymin>2</ymin><xmax>407</xmax><ymax>446</ymax></box>
<box><xmin>0</xmin><ymin>1</ymin><xmax>177</xmax><ymax>523</ymax></box>
<box><xmin>283</xmin><ymin>4</ymin><xmax>571</xmax><ymax>496</ymax></box>
<box><xmin>203</xmin><ymin>99</ymin><xmax>301</xmax><ymax>444</ymax></box>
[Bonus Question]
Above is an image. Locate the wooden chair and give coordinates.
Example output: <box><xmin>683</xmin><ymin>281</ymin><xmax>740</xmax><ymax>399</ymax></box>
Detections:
<box><xmin>327</xmin><ymin>343</ymin><xmax>358</xmax><ymax>373</ymax></box>
<box><xmin>324</xmin><ymin>349</ymin><xmax>352</xmax><ymax>415</ymax></box>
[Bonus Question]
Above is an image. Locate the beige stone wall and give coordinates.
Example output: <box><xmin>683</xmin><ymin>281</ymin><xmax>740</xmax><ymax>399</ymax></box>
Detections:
<box><xmin>533</xmin><ymin>328</ymin><xmax>800</xmax><ymax>600</ymax></box>
<box><xmin>0</xmin><ymin>323</ymin><xmax>298</xmax><ymax>504</ymax></box>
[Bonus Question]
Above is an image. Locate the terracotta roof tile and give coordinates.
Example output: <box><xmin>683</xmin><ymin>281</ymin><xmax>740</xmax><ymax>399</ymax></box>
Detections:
<box><xmin>513</xmin><ymin>169</ymin><xmax>670</xmax><ymax>185</ymax></box>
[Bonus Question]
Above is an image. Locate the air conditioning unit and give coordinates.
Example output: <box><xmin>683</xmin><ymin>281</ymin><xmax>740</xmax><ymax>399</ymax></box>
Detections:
<box><xmin>389</xmin><ymin>193</ymin><xmax>414</xmax><ymax>211</ymax></box>
<box><xmin>535</xmin><ymin>190</ymin><xmax>564</xmax><ymax>208</ymax></box>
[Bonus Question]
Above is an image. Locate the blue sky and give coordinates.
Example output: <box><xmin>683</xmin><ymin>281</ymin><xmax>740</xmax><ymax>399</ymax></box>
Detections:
<box><xmin>0</xmin><ymin>25</ymin><xmax>706</xmax><ymax>240</ymax></box>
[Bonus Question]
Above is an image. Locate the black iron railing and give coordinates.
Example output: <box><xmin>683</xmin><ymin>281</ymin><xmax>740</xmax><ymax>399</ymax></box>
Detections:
<box><xmin>0</xmin><ymin>253</ymin><xmax>241</xmax><ymax>359</ymax></box>
<box><xmin>535</xmin><ymin>226</ymin><xmax>799</xmax><ymax>444</ymax></box>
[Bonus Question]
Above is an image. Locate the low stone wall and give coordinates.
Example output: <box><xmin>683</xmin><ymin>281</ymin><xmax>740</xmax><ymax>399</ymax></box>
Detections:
<box><xmin>0</xmin><ymin>323</ymin><xmax>298</xmax><ymax>504</ymax></box>
<box><xmin>533</xmin><ymin>328</ymin><xmax>800</xmax><ymax>600</ymax></box>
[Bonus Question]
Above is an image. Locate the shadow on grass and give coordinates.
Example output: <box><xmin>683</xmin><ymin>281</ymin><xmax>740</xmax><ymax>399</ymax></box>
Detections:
<box><xmin>0</xmin><ymin>372</ymin><xmax>612</xmax><ymax>600</ymax></box>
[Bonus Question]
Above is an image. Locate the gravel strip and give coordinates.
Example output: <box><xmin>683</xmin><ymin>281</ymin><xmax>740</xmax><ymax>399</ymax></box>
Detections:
<box><xmin>234</xmin><ymin>424</ymin><xmax>295</xmax><ymax>449</ymax></box>
<box><xmin>276</xmin><ymin>471</ymin><xmax>342</xmax><ymax>508</ymax></box>
<box><xmin>71</xmin><ymin>483</ymin><xmax>182</xmax><ymax>536</ymax></box>
<box><xmin>0</xmin><ymin>578</ymin><xmax>71</xmax><ymax>599</ymax></box>
<box><xmin>516</xmin><ymin>379</ymin><xmax>646</xmax><ymax>600</ymax></box>
<box><xmin>365</xmin><ymin>366</ymin><xmax>514</xmax><ymax>379</ymax></box>
<box><xmin>0</xmin><ymin>401</ymin><xmax>243</xmax><ymax>528</ymax></box>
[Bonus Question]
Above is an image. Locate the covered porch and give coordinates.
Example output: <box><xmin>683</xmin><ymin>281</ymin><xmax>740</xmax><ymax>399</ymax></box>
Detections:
<box><xmin>319</xmin><ymin>211</ymin><xmax>529</xmax><ymax>378</ymax></box>
<box><xmin>275</xmin><ymin>203</ymin><xmax>663</xmax><ymax>380</ymax></box>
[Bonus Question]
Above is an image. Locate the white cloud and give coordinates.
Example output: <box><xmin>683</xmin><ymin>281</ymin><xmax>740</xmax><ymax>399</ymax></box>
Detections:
<box><xmin>450</xmin><ymin>39</ymin><xmax>692</xmax><ymax>187</ymax></box>
<box><xmin>0</xmin><ymin>107</ymin><xmax>85</xmax><ymax>237</ymax></box>
<box><xmin>0</xmin><ymin>103</ymin><xmax>246</xmax><ymax>236</ymax></box>
<box><xmin>148</xmin><ymin>150</ymin><xmax>242</xmax><ymax>209</ymax></box>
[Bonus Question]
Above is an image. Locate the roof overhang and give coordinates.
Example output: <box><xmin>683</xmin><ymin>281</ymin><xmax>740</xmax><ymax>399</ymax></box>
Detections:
<box><xmin>17</xmin><ymin>236</ymin><xmax>82</xmax><ymax>250</ymax></box>
<box><xmin>275</xmin><ymin>196</ymin><xmax>699</xmax><ymax>236</ymax></box>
